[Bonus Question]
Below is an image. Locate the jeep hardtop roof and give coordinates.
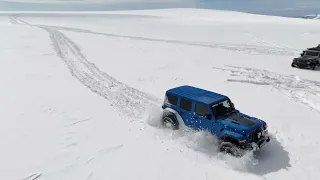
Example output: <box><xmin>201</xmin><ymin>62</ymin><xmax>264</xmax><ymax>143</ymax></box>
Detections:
<box><xmin>303</xmin><ymin>49</ymin><xmax>320</xmax><ymax>56</ymax></box>
<box><xmin>306</xmin><ymin>48</ymin><xmax>320</xmax><ymax>52</ymax></box>
<box><xmin>166</xmin><ymin>85</ymin><xmax>228</xmax><ymax>105</ymax></box>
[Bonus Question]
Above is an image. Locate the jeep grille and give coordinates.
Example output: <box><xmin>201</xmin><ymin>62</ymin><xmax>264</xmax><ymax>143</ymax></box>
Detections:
<box><xmin>250</xmin><ymin>127</ymin><xmax>263</xmax><ymax>142</ymax></box>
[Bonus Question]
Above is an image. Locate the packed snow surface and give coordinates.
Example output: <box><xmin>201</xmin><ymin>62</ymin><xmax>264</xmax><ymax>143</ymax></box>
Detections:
<box><xmin>1</xmin><ymin>8</ymin><xmax>320</xmax><ymax>180</ymax></box>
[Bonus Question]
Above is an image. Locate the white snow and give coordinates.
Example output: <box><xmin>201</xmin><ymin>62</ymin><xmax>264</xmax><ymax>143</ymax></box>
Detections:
<box><xmin>1</xmin><ymin>8</ymin><xmax>320</xmax><ymax>180</ymax></box>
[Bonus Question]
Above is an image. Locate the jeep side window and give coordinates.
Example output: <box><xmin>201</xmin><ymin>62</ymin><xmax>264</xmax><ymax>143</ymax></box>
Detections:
<box><xmin>180</xmin><ymin>98</ymin><xmax>192</xmax><ymax>111</ymax></box>
<box><xmin>165</xmin><ymin>93</ymin><xmax>178</xmax><ymax>106</ymax></box>
<box><xmin>195</xmin><ymin>103</ymin><xmax>211</xmax><ymax>120</ymax></box>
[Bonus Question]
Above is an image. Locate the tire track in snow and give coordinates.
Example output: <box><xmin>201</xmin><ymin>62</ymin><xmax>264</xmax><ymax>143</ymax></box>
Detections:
<box><xmin>212</xmin><ymin>65</ymin><xmax>320</xmax><ymax>113</ymax></box>
<box><xmin>10</xmin><ymin>15</ymin><xmax>297</xmax><ymax>56</ymax></box>
<box><xmin>22</xmin><ymin>173</ymin><xmax>42</xmax><ymax>180</ymax></box>
<box><xmin>10</xmin><ymin>15</ymin><xmax>161</xmax><ymax>122</ymax></box>
<box><xmin>245</xmin><ymin>32</ymin><xmax>297</xmax><ymax>51</ymax></box>
<box><xmin>48</xmin><ymin>25</ymin><xmax>297</xmax><ymax>56</ymax></box>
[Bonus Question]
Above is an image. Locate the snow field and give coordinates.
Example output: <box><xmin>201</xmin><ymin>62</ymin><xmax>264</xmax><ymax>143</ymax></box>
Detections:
<box><xmin>0</xmin><ymin>8</ymin><xmax>320</xmax><ymax>180</ymax></box>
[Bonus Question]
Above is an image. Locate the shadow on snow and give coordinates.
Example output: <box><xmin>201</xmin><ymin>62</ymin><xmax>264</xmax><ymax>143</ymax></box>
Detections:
<box><xmin>244</xmin><ymin>134</ymin><xmax>291</xmax><ymax>175</ymax></box>
<box><xmin>145</xmin><ymin>107</ymin><xmax>291</xmax><ymax>176</ymax></box>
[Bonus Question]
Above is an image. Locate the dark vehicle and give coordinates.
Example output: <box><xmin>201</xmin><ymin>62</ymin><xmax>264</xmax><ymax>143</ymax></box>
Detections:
<box><xmin>161</xmin><ymin>85</ymin><xmax>270</xmax><ymax>157</ymax></box>
<box><xmin>292</xmin><ymin>46</ymin><xmax>320</xmax><ymax>70</ymax></box>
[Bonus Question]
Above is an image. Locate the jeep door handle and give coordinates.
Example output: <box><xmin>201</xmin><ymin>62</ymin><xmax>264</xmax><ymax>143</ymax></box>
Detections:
<box><xmin>180</xmin><ymin>111</ymin><xmax>184</xmax><ymax>114</ymax></box>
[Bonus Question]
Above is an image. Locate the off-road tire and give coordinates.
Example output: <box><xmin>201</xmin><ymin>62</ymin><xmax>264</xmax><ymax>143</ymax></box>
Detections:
<box><xmin>219</xmin><ymin>141</ymin><xmax>241</xmax><ymax>157</ymax></box>
<box><xmin>162</xmin><ymin>112</ymin><xmax>179</xmax><ymax>130</ymax></box>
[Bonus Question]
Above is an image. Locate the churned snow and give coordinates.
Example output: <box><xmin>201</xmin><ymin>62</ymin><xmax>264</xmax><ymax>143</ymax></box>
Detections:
<box><xmin>0</xmin><ymin>8</ymin><xmax>320</xmax><ymax>180</ymax></box>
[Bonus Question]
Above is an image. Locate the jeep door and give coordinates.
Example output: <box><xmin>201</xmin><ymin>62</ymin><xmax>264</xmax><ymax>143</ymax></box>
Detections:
<box><xmin>192</xmin><ymin>103</ymin><xmax>213</xmax><ymax>131</ymax></box>
<box><xmin>178</xmin><ymin>97</ymin><xmax>198</xmax><ymax>129</ymax></box>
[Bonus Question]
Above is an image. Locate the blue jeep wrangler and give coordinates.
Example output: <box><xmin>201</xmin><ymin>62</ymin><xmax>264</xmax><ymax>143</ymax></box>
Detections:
<box><xmin>161</xmin><ymin>85</ymin><xmax>270</xmax><ymax>156</ymax></box>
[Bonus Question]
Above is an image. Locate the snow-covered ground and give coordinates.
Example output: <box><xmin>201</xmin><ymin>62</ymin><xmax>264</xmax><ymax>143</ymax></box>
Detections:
<box><xmin>1</xmin><ymin>8</ymin><xmax>320</xmax><ymax>180</ymax></box>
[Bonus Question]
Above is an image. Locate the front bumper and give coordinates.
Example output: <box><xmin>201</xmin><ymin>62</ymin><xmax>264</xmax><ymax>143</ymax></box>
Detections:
<box><xmin>292</xmin><ymin>61</ymin><xmax>315</xmax><ymax>68</ymax></box>
<box><xmin>242</xmin><ymin>129</ymin><xmax>270</xmax><ymax>151</ymax></box>
<box><xmin>250</xmin><ymin>136</ymin><xmax>270</xmax><ymax>151</ymax></box>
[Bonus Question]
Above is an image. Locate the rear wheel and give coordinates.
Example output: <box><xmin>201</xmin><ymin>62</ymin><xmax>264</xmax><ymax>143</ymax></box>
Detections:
<box><xmin>162</xmin><ymin>113</ymin><xmax>179</xmax><ymax>130</ymax></box>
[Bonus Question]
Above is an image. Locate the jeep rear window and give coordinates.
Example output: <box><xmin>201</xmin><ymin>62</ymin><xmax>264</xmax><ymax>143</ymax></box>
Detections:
<box><xmin>166</xmin><ymin>93</ymin><xmax>178</xmax><ymax>106</ymax></box>
<box><xmin>195</xmin><ymin>103</ymin><xmax>210</xmax><ymax>116</ymax></box>
<box><xmin>180</xmin><ymin>98</ymin><xmax>192</xmax><ymax>111</ymax></box>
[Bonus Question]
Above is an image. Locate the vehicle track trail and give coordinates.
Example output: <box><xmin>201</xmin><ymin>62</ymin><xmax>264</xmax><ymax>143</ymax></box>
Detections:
<box><xmin>245</xmin><ymin>32</ymin><xmax>296</xmax><ymax>51</ymax></box>
<box><xmin>212</xmin><ymin>65</ymin><xmax>320</xmax><ymax>113</ymax></box>
<box><xmin>9</xmin><ymin>15</ymin><xmax>298</xmax><ymax>56</ymax></box>
<box><xmin>9</xmin><ymin>15</ymin><xmax>161</xmax><ymax>123</ymax></box>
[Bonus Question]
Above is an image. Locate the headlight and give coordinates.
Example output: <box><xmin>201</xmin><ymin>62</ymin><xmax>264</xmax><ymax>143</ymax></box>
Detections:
<box><xmin>262</xmin><ymin>130</ymin><xmax>268</xmax><ymax>136</ymax></box>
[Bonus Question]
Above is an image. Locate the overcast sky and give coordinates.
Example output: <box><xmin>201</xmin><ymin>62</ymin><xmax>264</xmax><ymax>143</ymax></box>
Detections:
<box><xmin>1</xmin><ymin>0</ymin><xmax>320</xmax><ymax>17</ymax></box>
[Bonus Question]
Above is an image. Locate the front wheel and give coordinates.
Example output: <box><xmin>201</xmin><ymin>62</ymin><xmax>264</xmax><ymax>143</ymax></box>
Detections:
<box><xmin>218</xmin><ymin>142</ymin><xmax>242</xmax><ymax>157</ymax></box>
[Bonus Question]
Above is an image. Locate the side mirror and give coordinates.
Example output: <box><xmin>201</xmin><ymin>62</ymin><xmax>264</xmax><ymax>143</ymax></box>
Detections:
<box><xmin>205</xmin><ymin>114</ymin><xmax>212</xmax><ymax>120</ymax></box>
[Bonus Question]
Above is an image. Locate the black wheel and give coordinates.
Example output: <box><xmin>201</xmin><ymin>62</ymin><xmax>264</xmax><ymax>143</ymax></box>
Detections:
<box><xmin>312</xmin><ymin>64</ymin><xmax>316</xmax><ymax>70</ymax></box>
<box><xmin>291</xmin><ymin>62</ymin><xmax>294</xmax><ymax>67</ymax></box>
<box><xmin>162</xmin><ymin>113</ymin><xmax>179</xmax><ymax>130</ymax></box>
<box><xmin>218</xmin><ymin>141</ymin><xmax>242</xmax><ymax>157</ymax></box>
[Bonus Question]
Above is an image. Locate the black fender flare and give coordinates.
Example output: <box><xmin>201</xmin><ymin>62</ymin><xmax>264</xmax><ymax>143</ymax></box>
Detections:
<box><xmin>162</xmin><ymin>107</ymin><xmax>186</xmax><ymax>129</ymax></box>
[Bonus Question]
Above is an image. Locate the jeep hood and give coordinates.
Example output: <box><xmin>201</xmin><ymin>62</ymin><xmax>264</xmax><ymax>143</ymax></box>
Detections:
<box><xmin>218</xmin><ymin>112</ymin><xmax>264</xmax><ymax>135</ymax></box>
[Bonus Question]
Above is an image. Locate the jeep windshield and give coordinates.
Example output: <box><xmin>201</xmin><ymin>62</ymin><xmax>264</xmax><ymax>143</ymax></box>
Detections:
<box><xmin>303</xmin><ymin>51</ymin><xmax>320</xmax><ymax>57</ymax></box>
<box><xmin>212</xmin><ymin>99</ymin><xmax>235</xmax><ymax>118</ymax></box>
